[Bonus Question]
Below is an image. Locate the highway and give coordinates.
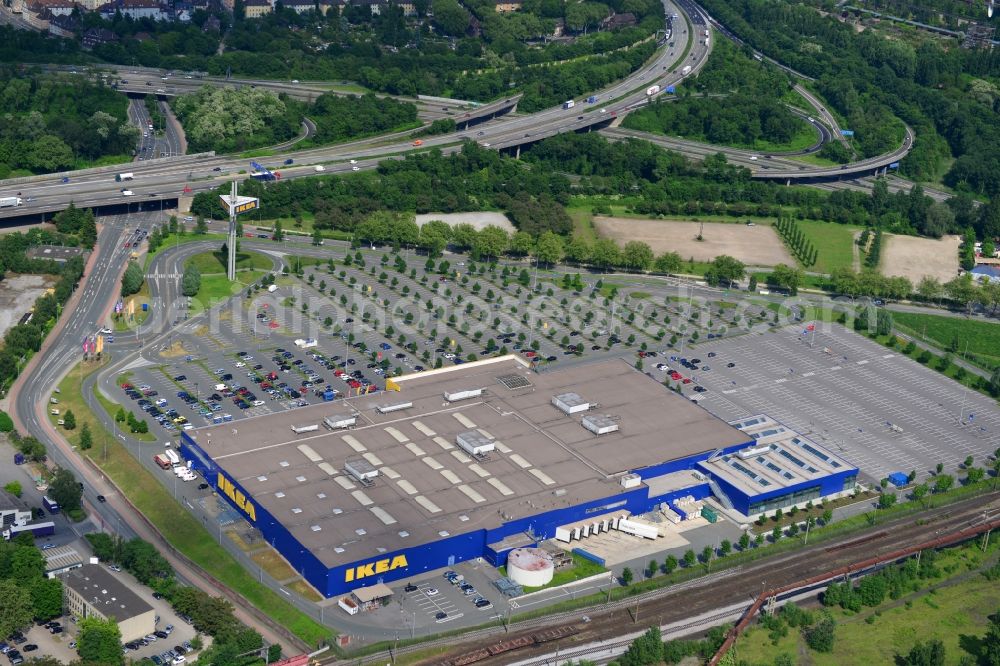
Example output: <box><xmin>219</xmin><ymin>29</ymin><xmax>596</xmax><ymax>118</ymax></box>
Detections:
<box><xmin>0</xmin><ymin>0</ymin><xmax>707</xmax><ymax>217</ymax></box>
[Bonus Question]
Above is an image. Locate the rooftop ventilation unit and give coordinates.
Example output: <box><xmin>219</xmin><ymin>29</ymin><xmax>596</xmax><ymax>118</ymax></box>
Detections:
<box><xmin>291</xmin><ymin>424</ymin><xmax>318</xmax><ymax>434</ymax></box>
<box><xmin>620</xmin><ymin>473</ymin><xmax>641</xmax><ymax>489</ymax></box>
<box><xmin>552</xmin><ymin>392</ymin><xmax>589</xmax><ymax>415</ymax></box>
<box><xmin>737</xmin><ymin>445</ymin><xmax>772</xmax><ymax>460</ymax></box>
<box><xmin>345</xmin><ymin>458</ymin><xmax>378</xmax><ymax>486</ymax></box>
<box><xmin>324</xmin><ymin>414</ymin><xmax>357</xmax><ymax>430</ymax></box>
<box><xmin>376</xmin><ymin>401</ymin><xmax>413</xmax><ymax>414</ymax></box>
<box><xmin>456</xmin><ymin>430</ymin><xmax>495</xmax><ymax>458</ymax></box>
<box><xmin>581</xmin><ymin>414</ymin><xmax>620</xmax><ymax>436</ymax></box>
<box><xmin>444</xmin><ymin>388</ymin><xmax>483</xmax><ymax>402</ymax></box>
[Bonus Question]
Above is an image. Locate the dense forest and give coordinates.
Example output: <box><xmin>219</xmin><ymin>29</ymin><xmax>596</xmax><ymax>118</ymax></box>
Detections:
<box><xmin>623</xmin><ymin>39</ymin><xmax>813</xmax><ymax>150</ymax></box>
<box><xmin>170</xmin><ymin>86</ymin><xmax>302</xmax><ymax>153</ymax></box>
<box><xmin>696</xmin><ymin>0</ymin><xmax>1000</xmax><ymax>202</ymax></box>
<box><xmin>169</xmin><ymin>87</ymin><xmax>419</xmax><ymax>153</ymax></box>
<box><xmin>0</xmin><ymin>67</ymin><xmax>138</xmax><ymax>177</ymax></box>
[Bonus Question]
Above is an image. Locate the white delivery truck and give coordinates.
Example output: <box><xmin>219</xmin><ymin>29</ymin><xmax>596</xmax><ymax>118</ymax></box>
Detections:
<box><xmin>563</xmin><ymin>100</ymin><xmax>575</xmax><ymax>109</ymax></box>
<box><xmin>645</xmin><ymin>85</ymin><xmax>661</xmax><ymax>96</ymax></box>
<box><xmin>0</xmin><ymin>197</ymin><xmax>23</xmax><ymax>208</ymax></box>
<box><xmin>115</xmin><ymin>172</ymin><xmax>134</xmax><ymax>182</ymax></box>
<box><xmin>681</xmin><ymin>65</ymin><xmax>692</xmax><ymax>76</ymax></box>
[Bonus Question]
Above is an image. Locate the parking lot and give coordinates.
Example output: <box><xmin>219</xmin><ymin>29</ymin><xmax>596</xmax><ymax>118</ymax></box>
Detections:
<box><xmin>670</xmin><ymin>324</ymin><xmax>1000</xmax><ymax>482</ymax></box>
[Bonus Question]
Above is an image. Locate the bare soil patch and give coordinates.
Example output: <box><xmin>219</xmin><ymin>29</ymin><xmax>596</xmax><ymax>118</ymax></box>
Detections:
<box><xmin>881</xmin><ymin>234</ymin><xmax>961</xmax><ymax>284</ymax></box>
<box><xmin>414</xmin><ymin>212</ymin><xmax>515</xmax><ymax>233</ymax></box>
<box><xmin>594</xmin><ymin>217</ymin><xmax>794</xmax><ymax>267</ymax></box>
<box><xmin>0</xmin><ymin>274</ymin><xmax>57</xmax><ymax>340</ymax></box>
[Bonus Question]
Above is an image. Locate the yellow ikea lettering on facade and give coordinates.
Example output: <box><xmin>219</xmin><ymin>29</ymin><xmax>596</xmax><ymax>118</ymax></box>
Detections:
<box><xmin>235</xmin><ymin>201</ymin><xmax>257</xmax><ymax>214</ymax></box>
<box><xmin>344</xmin><ymin>555</ymin><xmax>408</xmax><ymax>583</ymax></box>
<box><xmin>216</xmin><ymin>472</ymin><xmax>257</xmax><ymax>522</ymax></box>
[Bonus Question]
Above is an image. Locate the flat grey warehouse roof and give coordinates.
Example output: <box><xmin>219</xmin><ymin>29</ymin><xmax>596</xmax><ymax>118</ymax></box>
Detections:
<box><xmin>188</xmin><ymin>356</ymin><xmax>749</xmax><ymax>568</ymax></box>
<box><xmin>60</xmin><ymin>564</ymin><xmax>153</xmax><ymax>621</ymax></box>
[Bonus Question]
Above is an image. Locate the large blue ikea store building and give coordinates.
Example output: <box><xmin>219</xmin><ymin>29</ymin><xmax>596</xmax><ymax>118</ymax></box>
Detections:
<box><xmin>179</xmin><ymin>356</ymin><xmax>857</xmax><ymax>598</ymax></box>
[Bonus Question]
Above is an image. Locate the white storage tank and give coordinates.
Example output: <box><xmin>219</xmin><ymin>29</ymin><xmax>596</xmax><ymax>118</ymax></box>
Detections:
<box><xmin>506</xmin><ymin>548</ymin><xmax>554</xmax><ymax>587</ymax></box>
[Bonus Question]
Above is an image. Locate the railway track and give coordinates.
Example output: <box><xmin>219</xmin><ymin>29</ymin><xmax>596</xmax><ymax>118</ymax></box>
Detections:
<box><xmin>409</xmin><ymin>492</ymin><xmax>999</xmax><ymax>666</ymax></box>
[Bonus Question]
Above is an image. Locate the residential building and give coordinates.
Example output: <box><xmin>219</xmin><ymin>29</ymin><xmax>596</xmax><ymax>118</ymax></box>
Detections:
<box><xmin>243</xmin><ymin>0</ymin><xmax>272</xmax><ymax>17</ymax></box>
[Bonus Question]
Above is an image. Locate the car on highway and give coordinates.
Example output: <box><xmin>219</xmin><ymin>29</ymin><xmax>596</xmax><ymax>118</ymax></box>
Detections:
<box><xmin>121</xmin><ymin>189</ymin><xmax>134</xmax><ymax>196</ymax></box>
<box><xmin>97</xmin><ymin>495</ymin><xmax>106</xmax><ymax>502</ymax></box>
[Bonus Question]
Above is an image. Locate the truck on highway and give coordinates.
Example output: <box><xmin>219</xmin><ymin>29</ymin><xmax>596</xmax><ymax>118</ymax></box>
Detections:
<box><xmin>681</xmin><ymin>65</ymin><xmax>692</xmax><ymax>76</ymax></box>
<box><xmin>563</xmin><ymin>100</ymin><xmax>575</xmax><ymax>109</ymax></box>
<box><xmin>645</xmin><ymin>85</ymin><xmax>661</xmax><ymax>96</ymax></box>
<box><xmin>0</xmin><ymin>197</ymin><xmax>23</xmax><ymax>208</ymax></box>
<box><xmin>115</xmin><ymin>172</ymin><xmax>134</xmax><ymax>182</ymax></box>
<box><xmin>41</xmin><ymin>496</ymin><xmax>60</xmax><ymax>514</ymax></box>
<box><xmin>3</xmin><ymin>521</ymin><xmax>55</xmax><ymax>541</ymax></box>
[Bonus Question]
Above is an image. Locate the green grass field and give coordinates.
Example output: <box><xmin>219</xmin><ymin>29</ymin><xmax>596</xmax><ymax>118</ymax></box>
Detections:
<box><xmin>189</xmin><ymin>270</ymin><xmax>267</xmax><ymax>314</ymax></box>
<box><xmin>892</xmin><ymin>311</ymin><xmax>1000</xmax><ymax>369</ymax></box>
<box><xmin>795</xmin><ymin>220</ymin><xmax>861</xmax><ymax>273</ymax></box>
<box><xmin>62</xmin><ymin>362</ymin><xmax>332</xmax><ymax>646</ymax></box>
<box><xmin>734</xmin><ymin>557</ymin><xmax>1000</xmax><ymax>665</ymax></box>
<box><xmin>187</xmin><ymin>250</ymin><xmax>271</xmax><ymax>275</ymax></box>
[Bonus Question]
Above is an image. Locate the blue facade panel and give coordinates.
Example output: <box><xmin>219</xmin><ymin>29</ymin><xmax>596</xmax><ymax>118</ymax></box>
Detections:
<box><xmin>700</xmin><ymin>462</ymin><xmax>858</xmax><ymax>515</ymax></box>
<box><xmin>180</xmin><ymin>432</ymin><xmax>748</xmax><ymax>597</ymax></box>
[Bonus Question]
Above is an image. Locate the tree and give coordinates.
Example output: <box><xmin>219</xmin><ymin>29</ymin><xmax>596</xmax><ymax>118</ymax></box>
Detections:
<box><xmin>620</xmin><ymin>567</ymin><xmax>633</xmax><ymax>586</ymax></box>
<box><xmin>0</xmin><ymin>410</ymin><xmax>12</xmax><ymax>432</ymax></box>
<box><xmin>654</xmin><ymin>251</ymin><xmax>683</xmax><ymax>275</ymax></box>
<box><xmin>509</xmin><ymin>231</ymin><xmax>534</xmax><ymax>257</ymax></box>
<box><xmin>701</xmin><ymin>545</ymin><xmax>714</xmax><ymax>565</ymax></box>
<box><xmin>983</xmin><ymin>608</ymin><xmax>1000</xmax><ymax>666</ymax></box>
<box><xmin>3</xmin><ymin>481</ymin><xmax>21</xmax><ymax>498</ymax></box>
<box><xmin>195</xmin><ymin>216</ymin><xmax>208</xmax><ymax>234</ymax></box>
<box><xmin>77</xmin><ymin>616</ymin><xmax>124</xmax><ymax>666</ymax></box>
<box><xmin>739</xmin><ymin>533</ymin><xmax>751</xmax><ymax>550</ymax></box>
<box><xmin>804</xmin><ymin>612</ymin><xmax>836</xmax><ymax>653</ymax></box>
<box><xmin>273</xmin><ymin>220</ymin><xmax>284</xmax><ymax>242</ymax></box>
<box><xmin>769</xmin><ymin>263</ymin><xmax>803</xmax><ymax>294</ymax></box>
<box><xmin>704</xmin><ymin>255</ymin><xmax>746</xmax><ymax>287</ymax></box>
<box><xmin>30</xmin><ymin>578</ymin><xmax>63</xmax><ymax>621</ymax></box>
<box><xmin>62</xmin><ymin>409</ymin><xmax>76</xmax><ymax>430</ymax></box>
<box><xmin>79</xmin><ymin>422</ymin><xmax>92</xmax><ymax>450</ymax></box>
<box><xmin>534</xmin><ymin>231</ymin><xmax>565</xmax><ymax>266</ymax></box>
<box><xmin>622</xmin><ymin>241</ymin><xmax>654</xmax><ymax>272</ymax></box>
<box><xmin>646</xmin><ymin>559</ymin><xmax>658</xmax><ymax>578</ymax></box>
<box><xmin>682</xmin><ymin>549</ymin><xmax>696</xmax><ymax>567</ymax></box>
<box><xmin>619</xmin><ymin>627</ymin><xmax>662</xmax><ymax>666</ymax></box>
<box><xmin>878</xmin><ymin>493</ymin><xmax>897</xmax><ymax>509</ymax></box>
<box><xmin>312</xmin><ymin>228</ymin><xmax>323</xmax><ymax>246</ymax></box>
<box><xmin>720</xmin><ymin>539</ymin><xmax>732</xmax><ymax>556</ymax></box>
<box><xmin>181</xmin><ymin>263</ymin><xmax>201</xmax><ymax>297</ymax></box>
<box><xmin>121</xmin><ymin>538</ymin><xmax>173</xmax><ymax>584</ymax></box>
<box><xmin>121</xmin><ymin>261</ymin><xmax>144</xmax><ymax>297</ymax></box>
<box><xmin>902</xmin><ymin>639</ymin><xmax>946</xmax><ymax>666</ymax></box>
<box><xmin>934</xmin><ymin>474</ymin><xmax>954</xmax><ymax>493</ymax></box>
<box><xmin>0</xmin><ymin>579</ymin><xmax>33</xmax><ymax>640</ymax></box>
<box><xmin>663</xmin><ymin>554</ymin><xmax>678</xmax><ymax>574</ymax></box>
<box><xmin>916</xmin><ymin>276</ymin><xmax>943</xmax><ymax>302</ymax></box>
<box><xmin>590</xmin><ymin>239</ymin><xmax>620</xmax><ymax>271</ymax></box>
<box><xmin>472</xmin><ymin>225</ymin><xmax>509</xmax><ymax>261</ymax></box>
<box><xmin>48</xmin><ymin>468</ymin><xmax>82</xmax><ymax>513</ymax></box>
<box><xmin>115</xmin><ymin>407</ymin><xmax>126</xmax><ymax>424</ymax></box>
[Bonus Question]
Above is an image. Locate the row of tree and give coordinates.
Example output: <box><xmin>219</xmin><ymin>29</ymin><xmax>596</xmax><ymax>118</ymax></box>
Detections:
<box><xmin>774</xmin><ymin>216</ymin><xmax>818</xmax><ymax>267</ymax></box>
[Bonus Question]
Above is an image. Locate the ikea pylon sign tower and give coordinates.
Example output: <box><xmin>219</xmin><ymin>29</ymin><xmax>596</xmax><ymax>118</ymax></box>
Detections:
<box><xmin>219</xmin><ymin>180</ymin><xmax>259</xmax><ymax>280</ymax></box>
